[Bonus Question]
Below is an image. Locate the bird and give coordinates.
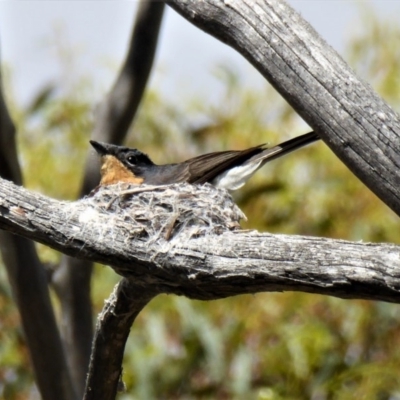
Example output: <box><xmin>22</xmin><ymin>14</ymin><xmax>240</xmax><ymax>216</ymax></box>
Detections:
<box><xmin>90</xmin><ymin>131</ymin><xmax>319</xmax><ymax>191</ymax></box>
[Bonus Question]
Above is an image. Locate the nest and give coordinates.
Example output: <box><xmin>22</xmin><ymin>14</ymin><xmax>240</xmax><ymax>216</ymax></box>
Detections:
<box><xmin>80</xmin><ymin>183</ymin><xmax>246</xmax><ymax>242</ymax></box>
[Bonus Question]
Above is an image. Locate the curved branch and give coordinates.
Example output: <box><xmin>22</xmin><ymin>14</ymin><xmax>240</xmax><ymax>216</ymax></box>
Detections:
<box><xmin>167</xmin><ymin>0</ymin><xmax>400</xmax><ymax>216</ymax></box>
<box><xmin>81</xmin><ymin>1</ymin><xmax>165</xmax><ymax>193</ymax></box>
<box><xmin>0</xmin><ymin>88</ymin><xmax>21</xmax><ymax>185</ymax></box>
<box><xmin>94</xmin><ymin>1</ymin><xmax>165</xmax><ymax>145</ymax></box>
<box><xmin>0</xmin><ymin>177</ymin><xmax>399</xmax><ymax>304</ymax></box>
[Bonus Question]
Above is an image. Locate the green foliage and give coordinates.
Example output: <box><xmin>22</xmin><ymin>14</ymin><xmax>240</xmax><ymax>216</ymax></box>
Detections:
<box><xmin>1</xmin><ymin>4</ymin><xmax>400</xmax><ymax>399</ymax></box>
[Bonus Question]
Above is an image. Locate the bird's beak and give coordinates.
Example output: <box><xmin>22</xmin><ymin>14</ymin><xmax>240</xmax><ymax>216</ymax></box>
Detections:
<box><xmin>90</xmin><ymin>140</ymin><xmax>119</xmax><ymax>156</ymax></box>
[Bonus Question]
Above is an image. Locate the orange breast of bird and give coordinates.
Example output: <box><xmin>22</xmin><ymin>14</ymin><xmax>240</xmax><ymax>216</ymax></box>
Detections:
<box><xmin>99</xmin><ymin>155</ymin><xmax>144</xmax><ymax>185</ymax></box>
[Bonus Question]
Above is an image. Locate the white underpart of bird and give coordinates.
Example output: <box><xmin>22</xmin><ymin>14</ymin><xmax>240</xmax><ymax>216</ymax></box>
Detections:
<box><xmin>211</xmin><ymin>146</ymin><xmax>287</xmax><ymax>190</ymax></box>
<box><xmin>212</xmin><ymin>160</ymin><xmax>263</xmax><ymax>190</ymax></box>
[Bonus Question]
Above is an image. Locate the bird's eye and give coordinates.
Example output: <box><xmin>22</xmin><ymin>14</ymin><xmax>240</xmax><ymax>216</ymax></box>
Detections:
<box><xmin>127</xmin><ymin>155</ymin><xmax>137</xmax><ymax>165</ymax></box>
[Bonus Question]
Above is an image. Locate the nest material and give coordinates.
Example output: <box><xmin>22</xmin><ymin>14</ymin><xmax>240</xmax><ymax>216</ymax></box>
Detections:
<box><xmin>82</xmin><ymin>183</ymin><xmax>246</xmax><ymax>242</ymax></box>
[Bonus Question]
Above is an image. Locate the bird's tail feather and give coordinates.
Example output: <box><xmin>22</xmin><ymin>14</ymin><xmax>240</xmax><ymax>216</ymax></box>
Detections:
<box><xmin>252</xmin><ymin>131</ymin><xmax>320</xmax><ymax>168</ymax></box>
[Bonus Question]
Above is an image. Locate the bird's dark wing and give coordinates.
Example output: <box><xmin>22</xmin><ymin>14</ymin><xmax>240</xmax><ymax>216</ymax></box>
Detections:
<box><xmin>185</xmin><ymin>145</ymin><xmax>266</xmax><ymax>184</ymax></box>
<box><xmin>140</xmin><ymin>131</ymin><xmax>319</xmax><ymax>185</ymax></box>
<box><xmin>187</xmin><ymin>131</ymin><xmax>319</xmax><ymax>184</ymax></box>
<box><xmin>138</xmin><ymin>150</ymin><xmax>266</xmax><ymax>185</ymax></box>
<box><xmin>137</xmin><ymin>163</ymin><xmax>191</xmax><ymax>185</ymax></box>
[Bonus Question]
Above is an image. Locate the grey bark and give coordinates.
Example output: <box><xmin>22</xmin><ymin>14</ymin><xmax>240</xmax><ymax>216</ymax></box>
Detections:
<box><xmin>83</xmin><ymin>279</ymin><xmax>157</xmax><ymax>400</ymax></box>
<box><xmin>0</xmin><ymin>178</ymin><xmax>399</xmax><ymax>304</ymax></box>
<box><xmin>52</xmin><ymin>2</ymin><xmax>165</xmax><ymax>394</ymax></box>
<box><xmin>167</xmin><ymin>0</ymin><xmax>400</xmax><ymax>216</ymax></box>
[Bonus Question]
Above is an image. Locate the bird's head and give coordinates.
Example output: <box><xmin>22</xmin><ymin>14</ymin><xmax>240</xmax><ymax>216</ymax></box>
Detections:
<box><xmin>90</xmin><ymin>140</ymin><xmax>154</xmax><ymax>185</ymax></box>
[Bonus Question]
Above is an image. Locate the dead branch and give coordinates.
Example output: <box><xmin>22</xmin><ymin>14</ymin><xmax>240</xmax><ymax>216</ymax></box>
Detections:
<box><xmin>0</xmin><ymin>178</ymin><xmax>399</xmax><ymax>304</ymax></box>
<box><xmin>167</xmin><ymin>0</ymin><xmax>400</xmax><ymax>216</ymax></box>
<box><xmin>83</xmin><ymin>279</ymin><xmax>158</xmax><ymax>400</ymax></box>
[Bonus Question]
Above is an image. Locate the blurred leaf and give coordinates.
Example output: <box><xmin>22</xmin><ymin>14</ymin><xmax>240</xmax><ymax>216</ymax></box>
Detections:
<box><xmin>25</xmin><ymin>83</ymin><xmax>55</xmax><ymax>116</ymax></box>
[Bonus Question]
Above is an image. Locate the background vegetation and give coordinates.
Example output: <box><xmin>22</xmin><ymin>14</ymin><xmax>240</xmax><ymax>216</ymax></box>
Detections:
<box><xmin>1</xmin><ymin>7</ymin><xmax>400</xmax><ymax>400</ymax></box>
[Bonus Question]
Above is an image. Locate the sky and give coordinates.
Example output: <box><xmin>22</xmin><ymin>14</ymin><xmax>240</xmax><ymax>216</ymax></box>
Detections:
<box><xmin>0</xmin><ymin>1</ymin><xmax>399</xmax><ymax>109</ymax></box>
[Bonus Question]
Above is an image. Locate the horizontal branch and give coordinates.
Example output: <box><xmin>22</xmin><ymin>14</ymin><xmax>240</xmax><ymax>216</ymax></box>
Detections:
<box><xmin>0</xmin><ymin>177</ymin><xmax>399</xmax><ymax>303</ymax></box>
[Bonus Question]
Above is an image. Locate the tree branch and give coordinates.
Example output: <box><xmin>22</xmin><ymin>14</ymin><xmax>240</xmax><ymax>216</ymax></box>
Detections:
<box><xmin>0</xmin><ymin>85</ymin><xmax>21</xmax><ymax>185</ymax></box>
<box><xmin>81</xmin><ymin>1</ymin><xmax>165</xmax><ymax>193</ymax></box>
<box><xmin>84</xmin><ymin>279</ymin><xmax>158</xmax><ymax>400</ymax></box>
<box><xmin>167</xmin><ymin>0</ymin><xmax>400</xmax><ymax>216</ymax></box>
<box><xmin>0</xmin><ymin>177</ymin><xmax>399</xmax><ymax>304</ymax></box>
<box><xmin>0</xmin><ymin>55</ymin><xmax>76</xmax><ymax>400</ymax></box>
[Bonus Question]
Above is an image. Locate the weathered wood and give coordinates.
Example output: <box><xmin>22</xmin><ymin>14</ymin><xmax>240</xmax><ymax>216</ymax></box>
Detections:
<box><xmin>0</xmin><ymin>177</ymin><xmax>399</xmax><ymax>304</ymax></box>
<box><xmin>84</xmin><ymin>279</ymin><xmax>157</xmax><ymax>400</ymax></box>
<box><xmin>167</xmin><ymin>0</ymin><xmax>400</xmax><ymax>216</ymax></box>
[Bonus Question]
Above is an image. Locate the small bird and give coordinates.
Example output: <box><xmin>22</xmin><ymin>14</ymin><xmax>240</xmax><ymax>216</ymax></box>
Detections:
<box><xmin>90</xmin><ymin>131</ymin><xmax>319</xmax><ymax>190</ymax></box>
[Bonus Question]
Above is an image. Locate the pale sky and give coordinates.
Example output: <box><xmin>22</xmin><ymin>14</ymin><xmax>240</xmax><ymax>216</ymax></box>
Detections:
<box><xmin>0</xmin><ymin>1</ymin><xmax>399</xmax><ymax>108</ymax></box>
